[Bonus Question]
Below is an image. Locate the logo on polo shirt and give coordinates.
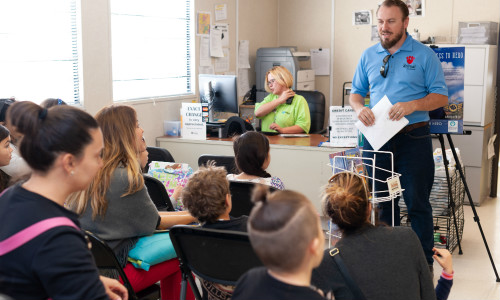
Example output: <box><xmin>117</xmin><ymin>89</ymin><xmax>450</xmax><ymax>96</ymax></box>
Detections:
<box><xmin>403</xmin><ymin>55</ymin><xmax>416</xmax><ymax>70</ymax></box>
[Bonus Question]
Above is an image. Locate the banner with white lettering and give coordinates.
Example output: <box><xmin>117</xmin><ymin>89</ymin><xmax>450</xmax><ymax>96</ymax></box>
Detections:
<box><xmin>329</xmin><ymin>106</ymin><xmax>358</xmax><ymax>147</ymax></box>
<box><xmin>181</xmin><ymin>103</ymin><xmax>206</xmax><ymax>140</ymax></box>
<box><xmin>430</xmin><ymin>47</ymin><xmax>465</xmax><ymax>134</ymax></box>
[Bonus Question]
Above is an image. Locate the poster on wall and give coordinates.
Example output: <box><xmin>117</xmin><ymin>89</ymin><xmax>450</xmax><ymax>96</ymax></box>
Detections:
<box><xmin>196</xmin><ymin>12</ymin><xmax>211</xmax><ymax>36</ymax></box>
<box><xmin>430</xmin><ymin>47</ymin><xmax>465</xmax><ymax>134</ymax></box>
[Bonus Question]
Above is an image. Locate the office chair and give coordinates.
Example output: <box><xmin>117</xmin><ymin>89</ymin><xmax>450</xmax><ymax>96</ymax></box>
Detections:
<box><xmin>296</xmin><ymin>90</ymin><xmax>326</xmax><ymax>134</ymax></box>
<box><xmin>229</xmin><ymin>181</ymin><xmax>277</xmax><ymax>217</ymax></box>
<box><xmin>86</xmin><ymin>231</ymin><xmax>161</xmax><ymax>300</ymax></box>
<box><xmin>144</xmin><ymin>147</ymin><xmax>175</xmax><ymax>173</ymax></box>
<box><xmin>143</xmin><ymin>175</ymin><xmax>175</xmax><ymax>212</ymax></box>
<box><xmin>169</xmin><ymin>226</ymin><xmax>263</xmax><ymax>300</ymax></box>
<box><xmin>198</xmin><ymin>154</ymin><xmax>238</xmax><ymax>174</ymax></box>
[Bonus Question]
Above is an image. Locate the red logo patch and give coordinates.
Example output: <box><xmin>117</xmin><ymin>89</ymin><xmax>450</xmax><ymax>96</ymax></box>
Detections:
<box><xmin>406</xmin><ymin>56</ymin><xmax>415</xmax><ymax>64</ymax></box>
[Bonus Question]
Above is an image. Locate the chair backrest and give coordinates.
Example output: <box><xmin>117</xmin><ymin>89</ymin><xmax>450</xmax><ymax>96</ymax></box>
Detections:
<box><xmin>229</xmin><ymin>181</ymin><xmax>277</xmax><ymax>218</ymax></box>
<box><xmin>198</xmin><ymin>154</ymin><xmax>237</xmax><ymax>174</ymax></box>
<box><xmin>221</xmin><ymin>116</ymin><xmax>254</xmax><ymax>138</ymax></box>
<box><xmin>143</xmin><ymin>175</ymin><xmax>175</xmax><ymax>211</ymax></box>
<box><xmin>86</xmin><ymin>231</ymin><xmax>160</xmax><ymax>300</ymax></box>
<box><xmin>296</xmin><ymin>90</ymin><xmax>326</xmax><ymax>133</ymax></box>
<box><xmin>169</xmin><ymin>226</ymin><xmax>262</xmax><ymax>287</ymax></box>
<box><xmin>145</xmin><ymin>147</ymin><xmax>175</xmax><ymax>173</ymax></box>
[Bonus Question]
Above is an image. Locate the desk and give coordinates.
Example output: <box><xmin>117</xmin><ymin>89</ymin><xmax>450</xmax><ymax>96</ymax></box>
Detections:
<box><xmin>156</xmin><ymin>134</ymin><xmax>345</xmax><ymax>212</ymax></box>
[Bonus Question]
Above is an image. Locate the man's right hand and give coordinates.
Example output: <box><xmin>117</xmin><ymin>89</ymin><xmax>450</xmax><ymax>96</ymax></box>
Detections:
<box><xmin>356</xmin><ymin>106</ymin><xmax>376</xmax><ymax>126</ymax></box>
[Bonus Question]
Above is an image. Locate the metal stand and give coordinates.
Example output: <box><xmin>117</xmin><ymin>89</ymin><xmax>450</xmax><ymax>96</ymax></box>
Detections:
<box><xmin>438</xmin><ymin>133</ymin><xmax>500</xmax><ymax>282</ymax></box>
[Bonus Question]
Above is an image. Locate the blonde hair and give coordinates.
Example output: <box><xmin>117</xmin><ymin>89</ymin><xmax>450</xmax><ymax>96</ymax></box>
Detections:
<box><xmin>249</xmin><ymin>185</ymin><xmax>320</xmax><ymax>273</ymax></box>
<box><xmin>264</xmin><ymin>66</ymin><xmax>294</xmax><ymax>94</ymax></box>
<box><xmin>68</xmin><ymin>105</ymin><xmax>144</xmax><ymax>218</ymax></box>
<box><xmin>322</xmin><ymin>172</ymin><xmax>370</xmax><ymax>232</ymax></box>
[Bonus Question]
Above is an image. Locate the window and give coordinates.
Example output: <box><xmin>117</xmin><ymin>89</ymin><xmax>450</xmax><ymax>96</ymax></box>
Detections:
<box><xmin>110</xmin><ymin>0</ymin><xmax>194</xmax><ymax>101</ymax></box>
<box><xmin>0</xmin><ymin>0</ymin><xmax>81</xmax><ymax>104</ymax></box>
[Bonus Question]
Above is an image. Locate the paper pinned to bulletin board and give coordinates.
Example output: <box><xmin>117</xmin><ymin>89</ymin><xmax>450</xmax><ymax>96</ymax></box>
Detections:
<box><xmin>196</xmin><ymin>12</ymin><xmax>211</xmax><ymax>36</ymax></box>
<box><xmin>310</xmin><ymin>48</ymin><xmax>330</xmax><ymax>75</ymax></box>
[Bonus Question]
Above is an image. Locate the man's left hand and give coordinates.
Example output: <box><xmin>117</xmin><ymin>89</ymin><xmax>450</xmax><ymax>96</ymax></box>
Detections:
<box><xmin>389</xmin><ymin>102</ymin><xmax>415</xmax><ymax>121</ymax></box>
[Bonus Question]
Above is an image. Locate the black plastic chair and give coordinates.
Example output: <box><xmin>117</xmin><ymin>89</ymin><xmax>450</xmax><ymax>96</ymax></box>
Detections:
<box><xmin>86</xmin><ymin>231</ymin><xmax>160</xmax><ymax>300</ymax></box>
<box><xmin>143</xmin><ymin>175</ymin><xmax>175</xmax><ymax>212</ymax></box>
<box><xmin>145</xmin><ymin>147</ymin><xmax>175</xmax><ymax>173</ymax></box>
<box><xmin>229</xmin><ymin>181</ymin><xmax>278</xmax><ymax>218</ymax></box>
<box><xmin>169</xmin><ymin>226</ymin><xmax>263</xmax><ymax>300</ymax></box>
<box><xmin>296</xmin><ymin>90</ymin><xmax>326</xmax><ymax>134</ymax></box>
<box><xmin>198</xmin><ymin>154</ymin><xmax>237</xmax><ymax>174</ymax></box>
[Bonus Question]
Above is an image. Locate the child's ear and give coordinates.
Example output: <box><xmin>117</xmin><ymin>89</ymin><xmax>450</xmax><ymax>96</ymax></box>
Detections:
<box><xmin>225</xmin><ymin>193</ymin><xmax>232</xmax><ymax>210</ymax></box>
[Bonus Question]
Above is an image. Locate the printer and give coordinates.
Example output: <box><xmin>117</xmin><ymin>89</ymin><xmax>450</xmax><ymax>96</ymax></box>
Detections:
<box><xmin>255</xmin><ymin>46</ymin><xmax>315</xmax><ymax>101</ymax></box>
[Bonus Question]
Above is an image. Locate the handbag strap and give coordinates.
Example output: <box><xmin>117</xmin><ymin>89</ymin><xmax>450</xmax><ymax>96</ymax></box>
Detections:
<box><xmin>329</xmin><ymin>248</ymin><xmax>367</xmax><ymax>300</ymax></box>
<box><xmin>0</xmin><ymin>217</ymin><xmax>78</xmax><ymax>256</ymax></box>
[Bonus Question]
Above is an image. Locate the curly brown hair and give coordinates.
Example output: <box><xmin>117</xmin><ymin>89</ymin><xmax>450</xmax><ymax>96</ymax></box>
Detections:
<box><xmin>182</xmin><ymin>164</ymin><xmax>230</xmax><ymax>223</ymax></box>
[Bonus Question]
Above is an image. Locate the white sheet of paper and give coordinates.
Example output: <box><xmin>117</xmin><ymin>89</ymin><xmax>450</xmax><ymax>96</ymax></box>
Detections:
<box><xmin>199</xmin><ymin>36</ymin><xmax>211</xmax><ymax>66</ymax></box>
<box><xmin>215</xmin><ymin>23</ymin><xmax>229</xmax><ymax>47</ymax></box>
<box><xmin>310</xmin><ymin>48</ymin><xmax>330</xmax><ymax>75</ymax></box>
<box><xmin>210</xmin><ymin>25</ymin><xmax>224</xmax><ymax>57</ymax></box>
<box><xmin>238</xmin><ymin>68</ymin><xmax>250</xmax><ymax>98</ymax></box>
<box><xmin>215</xmin><ymin>48</ymin><xmax>230</xmax><ymax>72</ymax></box>
<box><xmin>214</xmin><ymin>4</ymin><xmax>227</xmax><ymax>21</ymax></box>
<box><xmin>355</xmin><ymin>95</ymin><xmax>409</xmax><ymax>151</ymax></box>
<box><xmin>238</xmin><ymin>40</ymin><xmax>251</xmax><ymax>69</ymax></box>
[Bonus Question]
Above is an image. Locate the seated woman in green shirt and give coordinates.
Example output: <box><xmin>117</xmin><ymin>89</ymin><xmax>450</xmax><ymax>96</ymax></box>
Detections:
<box><xmin>255</xmin><ymin>66</ymin><xmax>311</xmax><ymax>134</ymax></box>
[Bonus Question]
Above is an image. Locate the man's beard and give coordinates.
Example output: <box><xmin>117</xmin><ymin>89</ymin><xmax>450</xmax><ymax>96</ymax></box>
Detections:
<box><xmin>379</xmin><ymin>27</ymin><xmax>404</xmax><ymax>49</ymax></box>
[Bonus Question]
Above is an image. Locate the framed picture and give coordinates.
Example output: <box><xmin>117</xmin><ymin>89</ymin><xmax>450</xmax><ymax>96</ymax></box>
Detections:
<box><xmin>405</xmin><ymin>0</ymin><xmax>424</xmax><ymax>17</ymax></box>
<box><xmin>353</xmin><ymin>10</ymin><xmax>372</xmax><ymax>26</ymax></box>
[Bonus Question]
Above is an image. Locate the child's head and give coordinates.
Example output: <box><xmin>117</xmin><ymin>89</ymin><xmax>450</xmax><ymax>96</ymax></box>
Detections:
<box><xmin>182</xmin><ymin>164</ymin><xmax>230</xmax><ymax>223</ymax></box>
<box><xmin>248</xmin><ymin>185</ymin><xmax>324</xmax><ymax>273</ymax></box>
<box><xmin>40</xmin><ymin>98</ymin><xmax>67</xmax><ymax>109</ymax></box>
<box><xmin>0</xmin><ymin>125</ymin><xmax>11</xmax><ymax>167</ymax></box>
<box><xmin>323</xmin><ymin>172</ymin><xmax>371</xmax><ymax>232</ymax></box>
<box><xmin>233</xmin><ymin>131</ymin><xmax>271</xmax><ymax>178</ymax></box>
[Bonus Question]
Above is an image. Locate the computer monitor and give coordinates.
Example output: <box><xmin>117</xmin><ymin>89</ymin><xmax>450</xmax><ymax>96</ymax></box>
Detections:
<box><xmin>199</xmin><ymin>74</ymin><xmax>238</xmax><ymax>114</ymax></box>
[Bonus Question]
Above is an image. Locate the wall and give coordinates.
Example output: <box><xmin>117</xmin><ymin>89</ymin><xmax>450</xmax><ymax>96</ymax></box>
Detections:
<box><xmin>238</xmin><ymin>0</ymin><xmax>279</xmax><ymax>88</ymax></box>
<box><xmin>278</xmin><ymin>0</ymin><xmax>333</xmax><ymax>109</ymax></box>
<box><xmin>332</xmin><ymin>0</ymin><xmax>500</xmax><ymax>106</ymax></box>
<box><xmin>79</xmin><ymin>0</ymin><xmax>499</xmax><ymax>145</ymax></box>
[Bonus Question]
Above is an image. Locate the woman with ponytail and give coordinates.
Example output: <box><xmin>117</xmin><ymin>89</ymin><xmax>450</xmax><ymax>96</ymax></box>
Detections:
<box><xmin>0</xmin><ymin>102</ymin><xmax>127</xmax><ymax>300</ymax></box>
<box><xmin>228</xmin><ymin>131</ymin><xmax>285</xmax><ymax>190</ymax></box>
<box><xmin>311</xmin><ymin>172</ymin><xmax>436</xmax><ymax>300</ymax></box>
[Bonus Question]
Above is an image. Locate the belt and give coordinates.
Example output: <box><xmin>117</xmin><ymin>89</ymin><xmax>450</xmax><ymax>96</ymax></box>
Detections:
<box><xmin>398</xmin><ymin>121</ymin><xmax>428</xmax><ymax>134</ymax></box>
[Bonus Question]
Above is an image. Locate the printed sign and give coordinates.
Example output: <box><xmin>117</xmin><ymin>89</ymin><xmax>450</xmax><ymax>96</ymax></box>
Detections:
<box><xmin>430</xmin><ymin>47</ymin><xmax>465</xmax><ymax>134</ymax></box>
<box><xmin>329</xmin><ymin>106</ymin><xmax>358</xmax><ymax>147</ymax></box>
<box><xmin>181</xmin><ymin>103</ymin><xmax>206</xmax><ymax>140</ymax></box>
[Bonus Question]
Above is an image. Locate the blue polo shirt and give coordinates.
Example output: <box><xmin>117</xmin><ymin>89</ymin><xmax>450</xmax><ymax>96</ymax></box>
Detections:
<box><xmin>351</xmin><ymin>33</ymin><xmax>448</xmax><ymax>125</ymax></box>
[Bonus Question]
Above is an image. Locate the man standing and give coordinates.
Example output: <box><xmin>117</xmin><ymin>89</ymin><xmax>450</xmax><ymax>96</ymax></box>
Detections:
<box><xmin>349</xmin><ymin>0</ymin><xmax>448</xmax><ymax>270</ymax></box>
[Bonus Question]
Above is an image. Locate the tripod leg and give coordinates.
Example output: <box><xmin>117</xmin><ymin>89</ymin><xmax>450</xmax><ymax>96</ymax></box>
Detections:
<box><xmin>446</xmin><ymin>134</ymin><xmax>500</xmax><ymax>282</ymax></box>
<box><xmin>437</xmin><ymin>134</ymin><xmax>463</xmax><ymax>254</ymax></box>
